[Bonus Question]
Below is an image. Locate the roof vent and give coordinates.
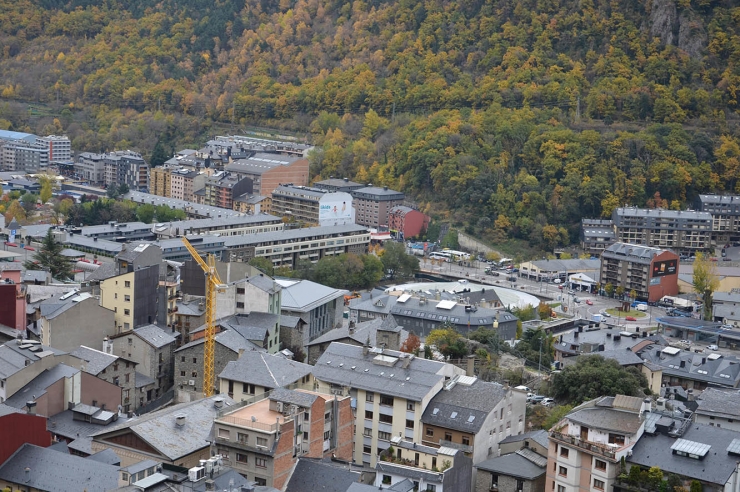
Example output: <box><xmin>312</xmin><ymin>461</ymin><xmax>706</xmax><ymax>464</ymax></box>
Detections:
<box><xmin>175</xmin><ymin>414</ymin><xmax>187</xmax><ymax>426</ymax></box>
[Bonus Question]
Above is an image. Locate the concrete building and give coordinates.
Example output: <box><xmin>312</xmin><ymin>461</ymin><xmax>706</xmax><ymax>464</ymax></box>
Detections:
<box><xmin>151</xmin><ymin>214</ymin><xmax>283</xmax><ymax>240</ymax></box>
<box><xmin>70</xmin><ymin>346</ymin><xmax>138</xmax><ymax>413</ymax></box>
<box><xmin>276</xmin><ymin>278</ymin><xmax>347</xmax><ymax>350</ymax></box>
<box><xmin>306</xmin><ymin>315</ymin><xmax>407</xmax><ymax>365</ymax></box>
<box><xmin>75</xmin><ymin>153</ymin><xmax>107</xmax><ymax>184</ymax></box>
<box><xmin>580</xmin><ymin>218</ymin><xmax>616</xmax><ymax>255</ymax></box>
<box><xmin>420</xmin><ymin>378</ymin><xmax>527</xmax><ymax>468</ymax></box>
<box><xmin>107</xmin><ymin>324</ymin><xmax>178</xmax><ymax>401</ymax></box>
<box><xmin>313</xmin><ymin>177</ymin><xmax>365</xmax><ymax>193</ymax></box>
<box><xmin>548</xmin><ymin>395</ymin><xmax>650</xmax><ymax>492</ymax></box>
<box><xmin>222</xmin><ymin>224</ymin><xmax>370</xmax><ymax>267</ymax></box>
<box><xmin>612</xmin><ymin>207</ymin><xmax>712</xmax><ymax>253</ymax></box>
<box><xmin>698</xmin><ymin>194</ymin><xmax>740</xmax><ymax>244</ymax></box>
<box><xmin>600</xmin><ymin>242</ymin><xmax>679</xmax><ymax>302</ymax></box>
<box><xmin>376</xmin><ymin>436</ymin><xmax>473</xmax><ymax>492</ymax></box>
<box><xmin>35</xmin><ymin>290</ymin><xmax>117</xmax><ymax>352</ymax></box>
<box><xmin>694</xmin><ymin>387</ymin><xmax>740</xmax><ymax>431</ymax></box>
<box><xmin>388</xmin><ymin>206</ymin><xmax>430</xmax><ymax>240</ymax></box>
<box><xmin>100</xmin><ymin>264</ymin><xmax>160</xmax><ymax>332</ymax></box>
<box><xmin>636</xmin><ymin>344</ymin><xmax>740</xmax><ymax>390</ymax></box>
<box><xmin>218</xmin><ymin>351</ymin><xmax>313</xmax><ymax>401</ymax></box>
<box><xmin>271</xmin><ymin>184</ymin><xmax>355</xmax><ymax>227</ymax></box>
<box><xmin>124</xmin><ymin>191</ymin><xmax>246</xmax><ymax>219</ymax></box>
<box><xmin>212</xmin><ymin>388</ymin><xmax>353</xmax><ymax>489</ymax></box>
<box><xmin>313</xmin><ymin>342</ymin><xmax>466</xmax><ymax>467</ymax></box>
<box><xmin>474</xmin><ymin>445</ymin><xmax>547</xmax><ymax>492</ymax></box>
<box><xmin>38</xmin><ymin>135</ymin><xmax>72</xmax><ymax>163</ymax></box>
<box><xmin>519</xmin><ymin>258</ymin><xmax>601</xmax><ymax>283</ymax></box>
<box><xmin>351</xmin><ymin>186</ymin><xmax>405</xmax><ymax>229</ymax></box>
<box><xmin>204</xmin><ymin>171</ymin><xmax>253</xmax><ymax>210</ymax></box>
<box><xmin>1</xmin><ymin>139</ymin><xmax>49</xmax><ymax>173</ymax></box>
<box><xmin>149</xmin><ymin>165</ymin><xmax>173</xmax><ymax>197</ymax></box>
<box><xmin>711</xmin><ymin>291</ymin><xmax>740</xmax><ymax>327</ymax></box>
<box><xmin>90</xmin><ymin>394</ymin><xmax>235</xmax><ymax>467</ymax></box>
<box><xmin>225</xmin><ymin>152</ymin><xmax>310</xmax><ymax>197</ymax></box>
<box><xmin>170</xmin><ymin>168</ymin><xmax>205</xmax><ymax>201</ymax></box>
<box><xmin>104</xmin><ymin>150</ymin><xmax>149</xmax><ymax>191</ymax></box>
<box><xmin>173</xmin><ymin>296</ymin><xmax>206</xmax><ymax>346</ymax></box>
<box><xmin>0</xmin><ymin>130</ymin><xmax>37</xmax><ymax>171</ymax></box>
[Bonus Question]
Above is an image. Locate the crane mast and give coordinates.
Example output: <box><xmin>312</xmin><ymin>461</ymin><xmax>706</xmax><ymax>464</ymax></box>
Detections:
<box><xmin>181</xmin><ymin>237</ymin><xmax>224</xmax><ymax>397</ymax></box>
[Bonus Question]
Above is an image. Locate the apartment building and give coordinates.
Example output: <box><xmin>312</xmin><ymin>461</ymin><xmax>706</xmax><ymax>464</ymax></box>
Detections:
<box><xmin>212</xmin><ymin>387</ymin><xmax>353</xmax><ymax>489</ymax></box>
<box><xmin>276</xmin><ymin>278</ymin><xmax>347</xmax><ymax>349</ymax></box>
<box><xmin>75</xmin><ymin>152</ymin><xmax>107</xmax><ymax>184</ymax></box>
<box><xmin>104</xmin><ymin>150</ymin><xmax>148</xmax><ymax>190</ymax></box>
<box><xmin>271</xmin><ymin>184</ymin><xmax>355</xmax><ymax>226</ymax></box>
<box><xmin>37</xmin><ymin>135</ymin><xmax>72</xmax><ymax>163</ymax></box>
<box><xmin>421</xmin><ymin>378</ymin><xmax>526</xmax><ymax>467</ymax></box>
<box><xmin>151</xmin><ymin>214</ymin><xmax>283</xmax><ymax>240</ymax></box>
<box><xmin>204</xmin><ymin>171</ymin><xmax>253</xmax><ymax>210</ymax></box>
<box><xmin>69</xmin><ymin>346</ymin><xmax>138</xmax><ymax>414</ymax></box>
<box><xmin>225</xmin><ymin>152</ymin><xmax>310</xmax><ymax>197</ymax></box>
<box><xmin>313</xmin><ymin>342</ymin><xmax>466</xmax><ymax>467</ymax></box>
<box><xmin>218</xmin><ymin>351</ymin><xmax>313</xmax><ymax>401</ymax></box>
<box><xmin>125</xmin><ymin>191</ymin><xmax>246</xmax><ymax>219</ymax></box>
<box><xmin>698</xmin><ymin>194</ymin><xmax>740</xmax><ymax>244</ymax></box>
<box><xmin>580</xmin><ymin>219</ymin><xmax>616</xmax><ymax>255</ymax></box>
<box><xmin>600</xmin><ymin>242</ymin><xmax>679</xmax><ymax>302</ymax></box>
<box><xmin>222</xmin><ymin>223</ymin><xmax>370</xmax><ymax>266</ymax></box>
<box><xmin>313</xmin><ymin>177</ymin><xmax>365</xmax><ymax>193</ymax></box>
<box><xmin>170</xmin><ymin>168</ymin><xmax>205</xmax><ymax>201</ymax></box>
<box><xmin>1</xmin><ymin>139</ymin><xmax>49</xmax><ymax>173</ymax></box>
<box><xmin>388</xmin><ymin>206</ymin><xmax>430</xmax><ymax>239</ymax></box>
<box><xmin>351</xmin><ymin>186</ymin><xmax>405</xmax><ymax>229</ymax></box>
<box><xmin>612</xmin><ymin>207</ymin><xmax>712</xmax><ymax>253</ymax></box>
<box><xmin>694</xmin><ymin>387</ymin><xmax>740</xmax><ymax>431</ymax></box>
<box><xmin>100</xmin><ymin>265</ymin><xmax>159</xmax><ymax>332</ymax></box>
<box><xmin>150</xmin><ymin>165</ymin><xmax>173</xmax><ymax>197</ymax></box>
<box><xmin>35</xmin><ymin>291</ymin><xmax>117</xmax><ymax>352</ymax></box>
<box><xmin>548</xmin><ymin>395</ymin><xmax>649</xmax><ymax>492</ymax></box>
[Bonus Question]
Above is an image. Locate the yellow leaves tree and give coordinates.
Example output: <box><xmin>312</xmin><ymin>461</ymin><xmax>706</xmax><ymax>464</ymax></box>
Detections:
<box><xmin>38</xmin><ymin>174</ymin><xmax>53</xmax><ymax>204</ymax></box>
<box><xmin>4</xmin><ymin>200</ymin><xmax>26</xmax><ymax>224</ymax></box>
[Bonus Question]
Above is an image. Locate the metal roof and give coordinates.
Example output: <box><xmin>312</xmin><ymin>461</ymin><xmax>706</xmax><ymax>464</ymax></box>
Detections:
<box><xmin>277</xmin><ymin>279</ymin><xmax>347</xmax><ymax>312</ymax></box>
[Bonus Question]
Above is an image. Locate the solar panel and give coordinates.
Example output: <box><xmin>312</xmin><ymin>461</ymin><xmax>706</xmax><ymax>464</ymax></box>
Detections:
<box><xmin>727</xmin><ymin>439</ymin><xmax>740</xmax><ymax>455</ymax></box>
<box><xmin>671</xmin><ymin>439</ymin><xmax>711</xmax><ymax>457</ymax></box>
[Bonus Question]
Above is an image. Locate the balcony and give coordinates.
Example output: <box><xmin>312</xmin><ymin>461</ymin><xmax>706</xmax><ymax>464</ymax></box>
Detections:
<box><xmin>549</xmin><ymin>431</ymin><xmax>617</xmax><ymax>460</ymax></box>
<box><xmin>214</xmin><ymin>436</ymin><xmax>274</xmax><ymax>455</ymax></box>
<box><xmin>439</xmin><ymin>439</ymin><xmax>473</xmax><ymax>454</ymax></box>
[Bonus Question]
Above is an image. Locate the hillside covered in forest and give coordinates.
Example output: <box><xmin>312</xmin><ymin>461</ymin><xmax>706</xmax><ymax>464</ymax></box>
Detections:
<box><xmin>0</xmin><ymin>0</ymin><xmax>739</xmax><ymax>251</ymax></box>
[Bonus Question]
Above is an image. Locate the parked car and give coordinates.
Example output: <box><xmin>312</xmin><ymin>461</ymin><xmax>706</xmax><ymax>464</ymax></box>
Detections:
<box><xmin>601</xmin><ymin>312</ymin><xmax>612</xmax><ymax>318</ymax></box>
<box><xmin>708</xmin><ymin>344</ymin><xmax>719</xmax><ymax>351</ymax></box>
<box><xmin>508</xmin><ymin>276</ymin><xmax>517</xmax><ymax>282</ymax></box>
<box><xmin>586</xmin><ymin>299</ymin><xmax>593</xmax><ymax>305</ymax></box>
<box><xmin>679</xmin><ymin>339</ymin><xmax>691</xmax><ymax>345</ymax></box>
<box><xmin>625</xmin><ymin>316</ymin><xmax>637</xmax><ymax>321</ymax></box>
<box><xmin>553</xmin><ymin>279</ymin><xmax>562</xmax><ymax>284</ymax></box>
<box><xmin>541</xmin><ymin>398</ymin><xmax>555</xmax><ymax>407</ymax></box>
<box><xmin>530</xmin><ymin>395</ymin><xmax>546</xmax><ymax>404</ymax></box>
<box><xmin>514</xmin><ymin>385</ymin><xmax>532</xmax><ymax>392</ymax></box>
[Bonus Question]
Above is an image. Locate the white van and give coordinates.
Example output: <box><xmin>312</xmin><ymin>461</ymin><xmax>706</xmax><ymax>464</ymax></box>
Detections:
<box><xmin>636</xmin><ymin>304</ymin><xmax>647</xmax><ymax>312</ymax></box>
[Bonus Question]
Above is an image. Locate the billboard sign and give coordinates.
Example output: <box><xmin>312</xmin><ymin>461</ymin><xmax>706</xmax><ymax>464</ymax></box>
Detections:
<box><xmin>652</xmin><ymin>259</ymin><xmax>677</xmax><ymax>278</ymax></box>
<box><xmin>318</xmin><ymin>192</ymin><xmax>355</xmax><ymax>227</ymax></box>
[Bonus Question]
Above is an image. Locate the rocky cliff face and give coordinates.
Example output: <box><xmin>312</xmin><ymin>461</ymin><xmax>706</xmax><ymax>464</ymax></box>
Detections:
<box><xmin>649</xmin><ymin>0</ymin><xmax>706</xmax><ymax>58</ymax></box>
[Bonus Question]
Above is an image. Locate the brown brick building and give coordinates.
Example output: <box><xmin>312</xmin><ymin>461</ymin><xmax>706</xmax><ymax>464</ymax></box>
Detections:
<box><xmin>351</xmin><ymin>186</ymin><xmax>405</xmax><ymax>229</ymax></box>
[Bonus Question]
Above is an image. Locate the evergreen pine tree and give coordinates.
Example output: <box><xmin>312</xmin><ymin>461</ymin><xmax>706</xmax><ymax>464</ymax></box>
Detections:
<box><xmin>24</xmin><ymin>229</ymin><xmax>72</xmax><ymax>281</ymax></box>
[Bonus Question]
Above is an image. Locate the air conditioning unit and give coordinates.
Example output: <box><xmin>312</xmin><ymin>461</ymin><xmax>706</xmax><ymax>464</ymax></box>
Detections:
<box><xmin>188</xmin><ymin>379</ymin><xmax>196</xmax><ymax>386</ymax></box>
<box><xmin>276</xmin><ymin>402</ymin><xmax>284</xmax><ymax>413</ymax></box>
<box><xmin>188</xmin><ymin>466</ymin><xmax>205</xmax><ymax>482</ymax></box>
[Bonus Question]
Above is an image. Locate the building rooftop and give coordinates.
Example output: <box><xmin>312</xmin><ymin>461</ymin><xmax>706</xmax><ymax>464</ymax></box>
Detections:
<box><xmin>555</xmin><ymin>328</ymin><xmax>666</xmax><ymax>357</ymax></box>
<box><xmin>695</xmin><ymin>388</ymin><xmax>740</xmax><ymax>419</ymax></box>
<box><xmin>312</xmin><ymin>177</ymin><xmax>364</xmax><ymax>189</ymax></box>
<box><xmin>190</xmin><ymin>313</ymin><xmax>278</xmax><ymax>342</ymax></box>
<box><xmin>37</xmin><ymin>290</ymin><xmax>96</xmax><ymax>320</ymax></box>
<box><xmin>637</xmin><ymin>343</ymin><xmax>740</xmax><ymax>387</ymax></box>
<box><xmin>70</xmin><ymin>346</ymin><xmax>120</xmax><ymax>375</ymax></box>
<box><xmin>614</xmin><ymin>207</ymin><xmax>712</xmax><ymax>221</ymax></box>
<box><xmin>563</xmin><ymin>395</ymin><xmax>645</xmax><ymax>435</ymax></box>
<box><xmin>174</xmin><ymin>328</ymin><xmax>263</xmax><ymax>355</ymax></box>
<box><xmin>0</xmin><ymin>443</ymin><xmax>119</xmax><ymax>492</ymax></box>
<box><xmin>124</xmin><ymin>191</ymin><xmax>246</xmax><ymax>218</ymax></box>
<box><xmin>277</xmin><ymin>278</ymin><xmax>348</xmax><ymax>313</ymax></box>
<box><xmin>602</xmin><ymin>242</ymin><xmax>671</xmax><ymax>264</ymax></box>
<box><xmin>86</xmin><ymin>448</ymin><xmax>121</xmax><ymax>466</ymax></box>
<box><xmin>284</xmin><ymin>458</ymin><xmax>362</xmax><ymax>492</ymax></box>
<box><xmin>4</xmin><ymin>364</ymin><xmax>80</xmax><ymax>410</ymax></box>
<box><xmin>221</xmin><ymin>223</ymin><xmax>369</xmax><ymax>249</ymax></box>
<box><xmin>218</xmin><ymin>351</ymin><xmax>313</xmax><ymax>389</ymax></box>
<box><xmin>421</xmin><ymin>377</ymin><xmax>508</xmax><ymax>433</ymax></box>
<box><xmin>528</xmin><ymin>258</ymin><xmax>601</xmax><ymax>273</ymax></box>
<box><xmin>48</xmin><ymin>409</ymin><xmax>132</xmax><ymax>453</ymax></box>
<box><xmin>91</xmin><ymin>395</ymin><xmax>235</xmax><ymax>461</ymax></box>
<box><xmin>351</xmin><ymin>186</ymin><xmax>405</xmax><ymax>198</ymax></box>
<box><xmin>475</xmin><ymin>448</ymin><xmax>547</xmax><ymax>480</ymax></box>
<box><xmin>628</xmin><ymin>423</ymin><xmax>740</xmax><ymax>486</ymax></box>
<box><xmin>307</xmin><ymin>315</ymin><xmax>404</xmax><ymax>348</ymax></box>
<box><xmin>0</xmin><ymin>341</ymin><xmax>67</xmax><ymax>379</ymax></box>
<box><xmin>225</xmin><ymin>152</ymin><xmax>305</xmax><ymax>176</ymax></box>
<box><xmin>313</xmin><ymin>343</ymin><xmax>460</xmax><ymax>402</ymax></box>
<box><xmin>131</xmin><ymin>324</ymin><xmax>178</xmax><ymax>348</ymax></box>
<box><xmin>388</xmin><ymin>295</ymin><xmax>517</xmax><ymax>329</ymax></box>
<box><xmin>268</xmin><ymin>387</ymin><xmax>320</xmax><ymax>408</ymax></box>
<box><xmin>499</xmin><ymin>429</ymin><xmax>550</xmax><ymax>449</ymax></box>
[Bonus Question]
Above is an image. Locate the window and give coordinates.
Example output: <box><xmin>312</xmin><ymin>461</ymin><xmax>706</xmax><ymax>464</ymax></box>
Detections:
<box><xmin>491</xmin><ymin>474</ymin><xmax>498</xmax><ymax>487</ymax></box>
<box><xmin>406</xmin><ymin>419</ymin><xmax>414</xmax><ymax>429</ymax></box>
<box><xmin>324</xmin><ymin>431</ymin><xmax>330</xmax><ymax>440</ymax></box>
<box><xmin>218</xmin><ymin>428</ymin><xmax>230</xmax><ymax>439</ymax></box>
<box><xmin>236</xmin><ymin>453</ymin><xmax>248</xmax><ymax>464</ymax></box>
<box><xmin>363</xmin><ymin>445</ymin><xmax>372</xmax><ymax>454</ymax></box>
<box><xmin>124</xmin><ymin>373</ymin><xmax>130</xmax><ymax>383</ymax></box>
<box><xmin>191</xmin><ymin>371</ymin><xmax>197</xmax><ymax>377</ymax></box>
<box><xmin>255</xmin><ymin>458</ymin><xmax>266</xmax><ymax>468</ymax></box>
<box><xmin>594</xmin><ymin>459</ymin><xmax>606</xmax><ymax>471</ymax></box>
<box><xmin>124</xmin><ymin>309</ymin><xmax>130</xmax><ymax>316</ymax></box>
<box><xmin>426</xmin><ymin>486</ymin><xmax>436</xmax><ymax>492</ymax></box>
<box><xmin>594</xmin><ymin>479</ymin><xmax>605</xmax><ymax>490</ymax></box>
<box><xmin>125</xmin><ymin>281</ymin><xmax>131</xmax><ymax>288</ymax></box>
<box><xmin>560</xmin><ymin>447</ymin><xmax>569</xmax><ymax>458</ymax></box>
<box><xmin>237</xmin><ymin>433</ymin><xmax>248</xmax><ymax>443</ymax></box>
<box><xmin>256</xmin><ymin>437</ymin><xmax>267</xmax><ymax>447</ymax></box>
<box><xmin>180</xmin><ymin>371</ymin><xmax>185</xmax><ymax>377</ymax></box>
<box><xmin>363</xmin><ymin>428</ymin><xmax>372</xmax><ymax>437</ymax></box>
<box><xmin>113</xmin><ymin>363</ymin><xmax>119</xmax><ymax>371</ymax></box>
<box><xmin>379</xmin><ymin>414</ymin><xmax>393</xmax><ymax>424</ymax></box>
<box><xmin>236</xmin><ymin>302</ymin><xmax>245</xmax><ymax>309</ymax></box>
<box><xmin>236</xmin><ymin>288</ymin><xmax>245</xmax><ymax>294</ymax></box>
<box><xmin>378</xmin><ymin>431</ymin><xmax>391</xmax><ymax>441</ymax></box>
<box><xmin>380</xmin><ymin>395</ymin><xmax>393</xmax><ymax>406</ymax></box>
<box><xmin>243</xmin><ymin>383</ymin><xmax>256</xmax><ymax>395</ymax></box>
<box><xmin>462</xmin><ymin>436</ymin><xmax>470</xmax><ymax>446</ymax></box>
<box><xmin>193</xmin><ymin>358</ymin><xmax>197</xmax><ymax>364</ymax></box>
<box><xmin>181</xmin><ymin>356</ymin><xmax>185</xmax><ymax>362</ymax></box>
<box><xmin>608</xmin><ymin>433</ymin><xmax>625</xmax><ymax>445</ymax></box>
<box><xmin>255</xmin><ymin>478</ymin><xmax>267</xmax><ymax>486</ymax></box>
<box><xmin>124</xmin><ymin>295</ymin><xmax>131</xmax><ymax>302</ymax></box>
<box><xmin>407</xmin><ymin>402</ymin><xmax>415</xmax><ymax>411</ymax></box>
<box><xmin>426</xmin><ymin>428</ymin><xmax>434</xmax><ymax>437</ymax></box>
<box><xmin>365</xmin><ymin>410</ymin><xmax>374</xmax><ymax>420</ymax></box>
<box><xmin>382</xmin><ymin>475</ymin><xmax>392</xmax><ymax>485</ymax></box>
<box><xmin>557</xmin><ymin>486</ymin><xmax>566</xmax><ymax>492</ymax></box>
<box><xmin>123</xmin><ymin>322</ymin><xmax>130</xmax><ymax>330</ymax></box>
<box><xmin>559</xmin><ymin>466</ymin><xmax>567</xmax><ymax>477</ymax></box>
<box><xmin>444</xmin><ymin>432</ymin><xmax>452</xmax><ymax>442</ymax></box>
<box><xmin>366</xmin><ymin>393</ymin><xmax>374</xmax><ymax>402</ymax></box>
<box><xmin>122</xmin><ymin>472</ymin><xmax>129</xmax><ymax>482</ymax></box>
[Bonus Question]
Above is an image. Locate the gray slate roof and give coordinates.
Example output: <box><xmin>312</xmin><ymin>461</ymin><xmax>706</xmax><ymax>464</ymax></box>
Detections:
<box><xmin>637</xmin><ymin>344</ymin><xmax>740</xmax><ymax>387</ymax></box>
<box><xmin>695</xmin><ymin>387</ymin><xmax>740</xmax><ymax>419</ymax></box>
<box><xmin>136</xmin><ymin>371</ymin><xmax>156</xmax><ymax>388</ymax></box>
<box><xmin>0</xmin><ymin>443</ymin><xmax>119</xmax><ymax>492</ymax></box>
<box><xmin>0</xmin><ymin>403</ymin><xmax>25</xmax><ymax>417</ymax></box>
<box><xmin>475</xmin><ymin>449</ymin><xmax>547</xmax><ymax>480</ymax></box>
<box><xmin>5</xmin><ymin>364</ymin><xmax>80</xmax><ymax>410</ymax></box>
<box><xmin>602</xmin><ymin>242</ymin><xmax>667</xmax><ymax>265</ymax></box>
<box><xmin>421</xmin><ymin>377</ymin><xmax>507</xmax><ymax>433</ymax></box>
<box><xmin>175</xmin><ymin>328</ymin><xmax>264</xmax><ymax>354</ymax></box>
<box><xmin>313</xmin><ymin>343</ymin><xmax>458</xmax><ymax>401</ymax></box>
<box><xmin>0</xmin><ymin>342</ymin><xmax>65</xmax><ymax>379</ymax></box>
<box><xmin>565</xmin><ymin>403</ymin><xmax>643</xmax><ymax>435</ymax></box>
<box><xmin>268</xmin><ymin>387</ymin><xmax>319</xmax><ymax>408</ymax></box>
<box><xmin>86</xmin><ymin>448</ymin><xmax>121</xmax><ymax>465</ymax></box>
<box><xmin>91</xmin><ymin>394</ymin><xmax>235</xmax><ymax>460</ymax></box>
<box><xmin>277</xmin><ymin>278</ymin><xmax>348</xmax><ymax>312</ymax></box>
<box><xmin>219</xmin><ymin>351</ymin><xmax>313</xmax><ymax>388</ymax></box>
<box><xmin>47</xmin><ymin>409</ymin><xmax>132</xmax><ymax>452</ymax></box>
<box><xmin>529</xmin><ymin>258</ymin><xmax>601</xmax><ymax>273</ymax></box>
<box><xmin>133</xmin><ymin>324</ymin><xmax>178</xmax><ymax>348</ymax></box>
<box><xmin>499</xmin><ymin>429</ymin><xmax>550</xmax><ymax>449</ymax></box>
<box><xmin>307</xmin><ymin>315</ymin><xmax>404</xmax><ymax>347</ymax></box>
<box><xmin>628</xmin><ymin>423</ymin><xmax>740</xmax><ymax>485</ymax></box>
<box><xmin>347</xmin><ymin>480</ymin><xmax>415</xmax><ymax>492</ymax></box>
<box><xmin>284</xmin><ymin>458</ymin><xmax>362</xmax><ymax>492</ymax></box>
<box><xmin>70</xmin><ymin>346</ymin><xmax>119</xmax><ymax>375</ymax></box>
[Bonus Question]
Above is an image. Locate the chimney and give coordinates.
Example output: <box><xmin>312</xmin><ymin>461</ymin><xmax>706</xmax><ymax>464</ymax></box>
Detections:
<box><xmin>363</xmin><ymin>345</ymin><xmax>369</xmax><ymax>356</ymax></box>
<box><xmin>214</xmin><ymin>397</ymin><xmax>224</xmax><ymax>409</ymax></box>
<box><xmin>687</xmin><ymin>389</ymin><xmax>694</xmax><ymax>401</ymax></box>
<box><xmin>205</xmin><ymin>479</ymin><xmax>215</xmax><ymax>491</ymax></box>
<box><xmin>175</xmin><ymin>414</ymin><xmax>186</xmax><ymax>427</ymax></box>
<box><xmin>26</xmin><ymin>401</ymin><xmax>37</xmax><ymax>415</ymax></box>
<box><xmin>238</xmin><ymin>348</ymin><xmax>245</xmax><ymax>359</ymax></box>
<box><xmin>466</xmin><ymin>354</ymin><xmax>476</xmax><ymax>377</ymax></box>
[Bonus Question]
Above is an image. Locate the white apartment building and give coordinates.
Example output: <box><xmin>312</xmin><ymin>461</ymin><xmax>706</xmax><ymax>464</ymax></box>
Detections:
<box><xmin>38</xmin><ymin>135</ymin><xmax>72</xmax><ymax>163</ymax></box>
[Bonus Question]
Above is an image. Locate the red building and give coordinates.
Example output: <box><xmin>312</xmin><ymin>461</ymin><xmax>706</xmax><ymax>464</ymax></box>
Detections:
<box><xmin>0</xmin><ymin>406</ymin><xmax>51</xmax><ymax>464</ymax></box>
<box><xmin>600</xmin><ymin>243</ymin><xmax>679</xmax><ymax>302</ymax></box>
<box><xmin>388</xmin><ymin>205</ymin><xmax>430</xmax><ymax>239</ymax></box>
<box><xmin>0</xmin><ymin>268</ymin><xmax>27</xmax><ymax>334</ymax></box>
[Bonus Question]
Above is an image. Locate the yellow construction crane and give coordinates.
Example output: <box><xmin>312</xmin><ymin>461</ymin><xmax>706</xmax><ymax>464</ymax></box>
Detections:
<box><xmin>182</xmin><ymin>237</ymin><xmax>226</xmax><ymax>397</ymax></box>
